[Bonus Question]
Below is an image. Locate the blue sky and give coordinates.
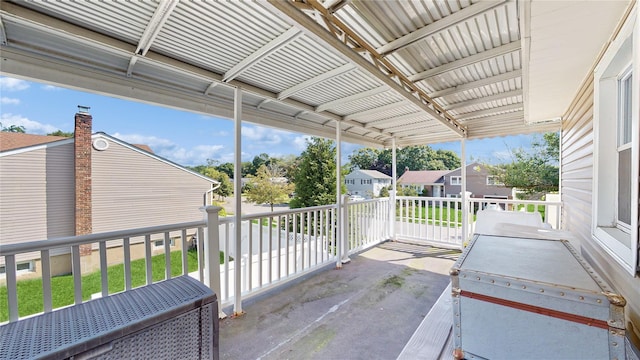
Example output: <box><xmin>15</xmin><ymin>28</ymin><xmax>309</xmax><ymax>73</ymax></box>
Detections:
<box><xmin>0</xmin><ymin>76</ymin><xmax>535</xmax><ymax>167</ymax></box>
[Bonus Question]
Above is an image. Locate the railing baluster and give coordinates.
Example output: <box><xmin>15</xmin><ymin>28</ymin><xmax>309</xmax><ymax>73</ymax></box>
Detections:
<box><xmin>5</xmin><ymin>255</ymin><xmax>19</xmax><ymax>322</ymax></box>
<box><xmin>286</xmin><ymin>214</ymin><xmax>291</xmax><ymax>276</ymax></box>
<box><xmin>41</xmin><ymin>249</ymin><xmax>52</xmax><ymax>313</ymax></box>
<box><xmin>123</xmin><ymin>237</ymin><xmax>132</xmax><ymax>291</ymax></box>
<box><xmin>269</xmin><ymin>216</ymin><xmax>273</xmax><ymax>283</ymax></box>
<box><xmin>293</xmin><ymin>214</ymin><xmax>298</xmax><ymax>272</ymax></box>
<box><xmin>248</xmin><ymin>219</ymin><xmax>252</xmax><ymax>291</ymax></box>
<box><xmin>181</xmin><ymin>229</ymin><xmax>188</xmax><ymax>276</ymax></box>
<box><xmin>257</xmin><ymin>217</ymin><xmax>261</xmax><ymax>288</ymax></box>
<box><xmin>144</xmin><ymin>235</ymin><xmax>152</xmax><ymax>285</ymax></box>
<box><xmin>277</xmin><ymin>215</ymin><xmax>282</xmax><ymax>280</ymax></box>
<box><xmin>197</xmin><ymin>227</ymin><xmax>205</xmax><ymax>283</ymax></box>
<box><xmin>224</xmin><ymin>223</ymin><xmax>230</xmax><ymax>302</ymax></box>
<box><xmin>99</xmin><ymin>240</ymin><xmax>108</xmax><ymax>297</ymax></box>
<box><xmin>71</xmin><ymin>244</ymin><xmax>82</xmax><ymax>305</ymax></box>
<box><xmin>164</xmin><ymin>232</ymin><xmax>171</xmax><ymax>280</ymax></box>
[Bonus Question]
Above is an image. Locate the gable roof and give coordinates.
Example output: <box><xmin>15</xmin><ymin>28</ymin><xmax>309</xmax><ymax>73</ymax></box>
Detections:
<box><xmin>398</xmin><ymin>170</ymin><xmax>450</xmax><ymax>185</ymax></box>
<box><xmin>347</xmin><ymin>169</ymin><xmax>392</xmax><ymax>179</ymax></box>
<box><xmin>1</xmin><ymin>131</ymin><xmax>218</xmax><ymax>186</ymax></box>
<box><xmin>0</xmin><ymin>132</ymin><xmax>69</xmax><ymax>152</ymax></box>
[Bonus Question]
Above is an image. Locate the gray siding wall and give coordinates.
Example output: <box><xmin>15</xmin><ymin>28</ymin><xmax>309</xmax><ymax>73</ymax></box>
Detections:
<box><xmin>561</xmin><ymin>73</ymin><xmax>640</xmax><ymax>342</ymax></box>
<box><xmin>92</xmin><ymin>138</ymin><xmax>212</xmax><ymax>233</ymax></box>
<box><xmin>445</xmin><ymin>165</ymin><xmax>512</xmax><ymax>198</ymax></box>
<box><xmin>0</xmin><ymin>143</ymin><xmax>75</xmax><ymax>260</ymax></box>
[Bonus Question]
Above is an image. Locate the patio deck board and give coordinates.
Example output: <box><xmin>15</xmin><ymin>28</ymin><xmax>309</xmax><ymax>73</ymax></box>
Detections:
<box><xmin>218</xmin><ymin>240</ymin><xmax>459</xmax><ymax>360</ymax></box>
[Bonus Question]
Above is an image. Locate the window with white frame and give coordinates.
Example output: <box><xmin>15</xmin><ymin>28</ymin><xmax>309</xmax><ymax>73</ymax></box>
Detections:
<box><xmin>450</xmin><ymin>176</ymin><xmax>461</xmax><ymax>185</ymax></box>
<box><xmin>154</xmin><ymin>237</ymin><xmax>176</xmax><ymax>248</ymax></box>
<box><xmin>486</xmin><ymin>176</ymin><xmax>503</xmax><ymax>186</ymax></box>
<box><xmin>593</xmin><ymin>9</ymin><xmax>638</xmax><ymax>274</ymax></box>
<box><xmin>0</xmin><ymin>260</ymin><xmax>35</xmax><ymax>275</ymax></box>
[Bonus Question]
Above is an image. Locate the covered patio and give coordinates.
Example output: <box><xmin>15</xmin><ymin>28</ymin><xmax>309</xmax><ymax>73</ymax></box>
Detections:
<box><xmin>1</xmin><ymin>0</ymin><xmax>639</xmax><ymax>359</ymax></box>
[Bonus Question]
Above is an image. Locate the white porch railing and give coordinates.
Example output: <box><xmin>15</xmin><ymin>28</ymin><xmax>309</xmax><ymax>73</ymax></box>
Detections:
<box><xmin>0</xmin><ymin>197</ymin><xmax>561</xmax><ymax>323</ymax></box>
<box><xmin>0</xmin><ymin>200</ymin><xmax>393</xmax><ymax>323</ymax></box>
<box><xmin>394</xmin><ymin>196</ymin><xmax>562</xmax><ymax>249</ymax></box>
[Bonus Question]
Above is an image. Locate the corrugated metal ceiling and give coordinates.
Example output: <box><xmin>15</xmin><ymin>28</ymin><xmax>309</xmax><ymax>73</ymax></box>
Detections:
<box><xmin>0</xmin><ymin>0</ymin><xmax>583</xmax><ymax>149</ymax></box>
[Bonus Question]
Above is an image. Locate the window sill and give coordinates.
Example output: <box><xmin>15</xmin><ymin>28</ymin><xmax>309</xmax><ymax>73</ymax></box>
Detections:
<box><xmin>593</xmin><ymin>226</ymin><xmax>634</xmax><ymax>275</ymax></box>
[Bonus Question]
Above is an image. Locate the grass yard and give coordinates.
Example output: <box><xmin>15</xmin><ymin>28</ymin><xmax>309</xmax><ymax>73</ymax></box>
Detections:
<box><xmin>397</xmin><ymin>204</ymin><xmax>468</xmax><ymax>227</ymax></box>
<box><xmin>0</xmin><ymin>249</ymin><xmax>225</xmax><ymax>322</ymax></box>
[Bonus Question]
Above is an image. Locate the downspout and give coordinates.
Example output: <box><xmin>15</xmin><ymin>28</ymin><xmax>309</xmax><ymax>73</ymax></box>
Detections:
<box><xmin>391</xmin><ymin>138</ymin><xmax>397</xmax><ymax>240</ymax></box>
<box><xmin>461</xmin><ymin>139</ymin><xmax>468</xmax><ymax>246</ymax></box>
<box><xmin>233</xmin><ymin>86</ymin><xmax>243</xmax><ymax>315</ymax></box>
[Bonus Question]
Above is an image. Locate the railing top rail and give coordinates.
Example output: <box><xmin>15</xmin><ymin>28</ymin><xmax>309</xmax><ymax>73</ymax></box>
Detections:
<box><xmin>0</xmin><ymin>220</ymin><xmax>206</xmax><ymax>256</ymax></box>
<box><xmin>395</xmin><ymin>196</ymin><xmax>560</xmax><ymax>206</ymax></box>
<box><xmin>346</xmin><ymin>198</ymin><xmax>390</xmax><ymax>205</ymax></box>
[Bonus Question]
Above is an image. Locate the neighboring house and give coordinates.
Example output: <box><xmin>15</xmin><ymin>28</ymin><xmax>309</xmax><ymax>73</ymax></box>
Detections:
<box><xmin>344</xmin><ymin>170</ymin><xmax>392</xmax><ymax>198</ymax></box>
<box><xmin>397</xmin><ymin>170</ymin><xmax>449</xmax><ymax>197</ymax></box>
<box><xmin>397</xmin><ymin>164</ymin><xmax>513</xmax><ymax>200</ymax></box>
<box><xmin>443</xmin><ymin>163</ymin><xmax>513</xmax><ymax>200</ymax></box>
<box><xmin>0</xmin><ymin>109</ymin><xmax>219</xmax><ymax>277</ymax></box>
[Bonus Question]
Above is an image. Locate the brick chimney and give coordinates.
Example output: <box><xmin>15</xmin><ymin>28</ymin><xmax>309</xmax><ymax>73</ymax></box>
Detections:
<box><xmin>75</xmin><ymin>106</ymin><xmax>92</xmax><ymax>256</ymax></box>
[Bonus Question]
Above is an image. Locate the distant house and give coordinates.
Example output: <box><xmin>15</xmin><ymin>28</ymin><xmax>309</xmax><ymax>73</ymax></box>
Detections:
<box><xmin>344</xmin><ymin>170</ymin><xmax>392</xmax><ymax>199</ymax></box>
<box><xmin>397</xmin><ymin>170</ymin><xmax>450</xmax><ymax>197</ymax></box>
<box><xmin>0</xmin><ymin>109</ymin><xmax>219</xmax><ymax>277</ymax></box>
<box><xmin>443</xmin><ymin>162</ymin><xmax>513</xmax><ymax>199</ymax></box>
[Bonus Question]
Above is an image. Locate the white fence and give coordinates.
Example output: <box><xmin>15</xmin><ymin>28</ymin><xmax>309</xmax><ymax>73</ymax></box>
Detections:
<box><xmin>394</xmin><ymin>196</ymin><xmax>562</xmax><ymax>249</ymax></box>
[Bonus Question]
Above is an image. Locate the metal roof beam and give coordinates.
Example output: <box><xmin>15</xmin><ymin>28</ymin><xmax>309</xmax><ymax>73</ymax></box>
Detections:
<box><xmin>277</xmin><ymin>63</ymin><xmax>355</xmax><ymax>100</ymax></box>
<box><xmin>409</xmin><ymin>42</ymin><xmax>520</xmax><ymax>82</ymax></box>
<box><xmin>264</xmin><ymin>0</ymin><xmax>466</xmax><ymax>137</ymax></box>
<box><xmin>444</xmin><ymin>90</ymin><xmax>522</xmax><ymax>111</ymax></box>
<box><xmin>127</xmin><ymin>0</ymin><xmax>178</xmax><ymax>76</ymax></box>
<box><xmin>376</xmin><ymin>0</ymin><xmax>508</xmax><ymax>56</ymax></box>
<box><xmin>457</xmin><ymin>103</ymin><xmax>523</xmax><ymax>121</ymax></box>
<box><xmin>343</xmin><ymin>101</ymin><xmax>406</xmax><ymax>121</ymax></box>
<box><xmin>223</xmin><ymin>27</ymin><xmax>302</xmax><ymax>82</ymax></box>
<box><xmin>364</xmin><ymin>112</ymin><xmax>424</xmax><ymax>128</ymax></box>
<box><xmin>315</xmin><ymin>85</ymin><xmax>387</xmax><ymax>112</ymax></box>
<box><xmin>0</xmin><ymin>18</ymin><xmax>7</xmax><ymax>46</ymax></box>
<box><xmin>429</xmin><ymin>69</ymin><xmax>522</xmax><ymax>99</ymax></box>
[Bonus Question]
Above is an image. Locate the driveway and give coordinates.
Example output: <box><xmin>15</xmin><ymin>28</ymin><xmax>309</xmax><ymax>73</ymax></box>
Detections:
<box><xmin>218</xmin><ymin>195</ymin><xmax>290</xmax><ymax>215</ymax></box>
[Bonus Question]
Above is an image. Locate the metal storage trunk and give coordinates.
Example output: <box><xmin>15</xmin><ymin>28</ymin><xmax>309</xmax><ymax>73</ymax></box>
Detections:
<box><xmin>0</xmin><ymin>275</ymin><xmax>218</xmax><ymax>360</ymax></box>
<box><xmin>450</xmin><ymin>234</ymin><xmax>626</xmax><ymax>360</ymax></box>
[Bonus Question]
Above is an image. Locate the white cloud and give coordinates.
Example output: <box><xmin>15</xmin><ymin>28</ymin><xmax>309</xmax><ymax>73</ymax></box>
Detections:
<box><xmin>1</xmin><ymin>97</ymin><xmax>20</xmax><ymax>105</ymax></box>
<box><xmin>0</xmin><ymin>77</ymin><xmax>29</xmax><ymax>92</ymax></box>
<box><xmin>0</xmin><ymin>113</ymin><xmax>58</xmax><ymax>134</ymax></box>
<box><xmin>42</xmin><ymin>84</ymin><xmax>62</xmax><ymax>91</ymax></box>
<box><xmin>112</xmin><ymin>132</ymin><xmax>225</xmax><ymax>166</ymax></box>
<box><xmin>242</xmin><ymin>125</ymin><xmax>293</xmax><ymax>147</ymax></box>
<box><xmin>293</xmin><ymin>135</ymin><xmax>312</xmax><ymax>151</ymax></box>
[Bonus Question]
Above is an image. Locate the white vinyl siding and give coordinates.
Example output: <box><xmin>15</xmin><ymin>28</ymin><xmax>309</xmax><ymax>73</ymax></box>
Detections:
<box><xmin>592</xmin><ymin>8</ymin><xmax>638</xmax><ymax>274</ymax></box>
<box><xmin>561</xmin><ymin>5</ymin><xmax>640</xmax><ymax>337</ymax></box>
<box><xmin>91</xmin><ymin>138</ymin><xmax>214</xmax><ymax>233</ymax></box>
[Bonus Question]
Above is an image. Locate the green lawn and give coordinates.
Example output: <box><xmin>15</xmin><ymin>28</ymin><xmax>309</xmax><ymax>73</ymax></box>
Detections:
<box><xmin>397</xmin><ymin>205</ymin><xmax>468</xmax><ymax>227</ymax></box>
<box><xmin>0</xmin><ymin>249</ymin><xmax>225</xmax><ymax>322</ymax></box>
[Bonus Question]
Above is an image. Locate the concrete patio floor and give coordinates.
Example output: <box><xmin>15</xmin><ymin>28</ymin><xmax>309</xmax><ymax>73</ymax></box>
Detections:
<box><xmin>219</xmin><ymin>240</ymin><xmax>460</xmax><ymax>360</ymax></box>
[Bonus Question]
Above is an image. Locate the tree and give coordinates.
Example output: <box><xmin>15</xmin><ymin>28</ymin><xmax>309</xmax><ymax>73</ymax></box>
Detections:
<box><xmin>47</xmin><ymin>130</ymin><xmax>74</xmax><ymax>137</ymax></box>
<box><xmin>290</xmin><ymin>137</ymin><xmax>338</xmax><ymax>208</ymax></box>
<box><xmin>189</xmin><ymin>162</ymin><xmax>233</xmax><ymax>200</ymax></box>
<box><xmin>0</xmin><ymin>122</ymin><xmax>25</xmax><ymax>133</ymax></box>
<box><xmin>487</xmin><ymin>132</ymin><xmax>559</xmax><ymax>199</ymax></box>
<box><xmin>245</xmin><ymin>164</ymin><xmax>294</xmax><ymax>211</ymax></box>
<box><xmin>216</xmin><ymin>162</ymin><xmax>234</xmax><ymax>179</ymax></box>
<box><xmin>348</xmin><ymin>145</ymin><xmax>461</xmax><ymax>177</ymax></box>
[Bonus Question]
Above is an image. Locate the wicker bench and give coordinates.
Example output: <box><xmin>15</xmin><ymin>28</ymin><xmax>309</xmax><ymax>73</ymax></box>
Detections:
<box><xmin>0</xmin><ymin>276</ymin><xmax>218</xmax><ymax>360</ymax></box>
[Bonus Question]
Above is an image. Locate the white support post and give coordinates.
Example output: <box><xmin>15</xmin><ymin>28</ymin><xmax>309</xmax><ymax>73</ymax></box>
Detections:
<box><xmin>204</xmin><ymin>206</ymin><xmax>222</xmax><ymax>318</ymax></box>
<box><xmin>342</xmin><ymin>194</ymin><xmax>351</xmax><ymax>263</ymax></box>
<box><xmin>233</xmin><ymin>86</ymin><xmax>243</xmax><ymax>315</ymax></box>
<box><xmin>390</xmin><ymin>138</ymin><xmax>397</xmax><ymax>240</ymax></box>
<box><xmin>336</xmin><ymin>120</ymin><xmax>344</xmax><ymax>268</ymax></box>
<box><xmin>460</xmin><ymin>139</ymin><xmax>468</xmax><ymax>246</ymax></box>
